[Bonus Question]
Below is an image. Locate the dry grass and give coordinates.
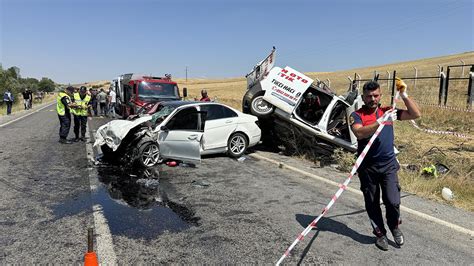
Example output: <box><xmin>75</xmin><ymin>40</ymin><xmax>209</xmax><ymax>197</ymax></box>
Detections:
<box><xmin>175</xmin><ymin>78</ymin><xmax>247</xmax><ymax>109</ymax></box>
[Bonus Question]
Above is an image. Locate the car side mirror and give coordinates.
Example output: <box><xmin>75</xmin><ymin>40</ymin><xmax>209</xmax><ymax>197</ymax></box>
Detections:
<box><xmin>182</xmin><ymin>87</ymin><xmax>188</xmax><ymax>98</ymax></box>
<box><xmin>160</xmin><ymin>125</ymin><xmax>169</xmax><ymax>131</ymax></box>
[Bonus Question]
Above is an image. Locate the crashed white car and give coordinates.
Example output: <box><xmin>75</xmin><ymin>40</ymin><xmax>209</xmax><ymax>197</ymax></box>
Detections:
<box><xmin>94</xmin><ymin>101</ymin><xmax>261</xmax><ymax>167</ymax></box>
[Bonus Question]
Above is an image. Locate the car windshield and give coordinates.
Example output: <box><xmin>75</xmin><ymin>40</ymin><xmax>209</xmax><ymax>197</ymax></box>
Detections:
<box><xmin>138</xmin><ymin>81</ymin><xmax>178</xmax><ymax>99</ymax></box>
<box><xmin>150</xmin><ymin>105</ymin><xmax>177</xmax><ymax>125</ymax></box>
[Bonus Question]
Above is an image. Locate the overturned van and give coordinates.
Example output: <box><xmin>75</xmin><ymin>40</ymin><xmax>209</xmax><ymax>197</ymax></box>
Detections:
<box><xmin>242</xmin><ymin>65</ymin><xmax>361</xmax><ymax>154</ymax></box>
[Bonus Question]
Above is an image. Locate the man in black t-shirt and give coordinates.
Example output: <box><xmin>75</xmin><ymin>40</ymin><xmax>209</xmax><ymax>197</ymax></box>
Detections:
<box><xmin>22</xmin><ymin>89</ymin><xmax>30</xmax><ymax>110</ymax></box>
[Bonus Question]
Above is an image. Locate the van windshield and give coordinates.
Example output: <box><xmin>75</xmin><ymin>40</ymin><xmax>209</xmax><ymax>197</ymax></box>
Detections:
<box><xmin>138</xmin><ymin>81</ymin><xmax>179</xmax><ymax>99</ymax></box>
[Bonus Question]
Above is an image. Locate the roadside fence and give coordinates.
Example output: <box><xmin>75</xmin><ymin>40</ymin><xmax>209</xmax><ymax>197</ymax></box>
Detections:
<box><xmin>348</xmin><ymin>64</ymin><xmax>474</xmax><ymax>111</ymax></box>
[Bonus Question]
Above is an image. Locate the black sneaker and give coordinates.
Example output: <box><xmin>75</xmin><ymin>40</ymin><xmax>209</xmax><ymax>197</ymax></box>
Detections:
<box><xmin>59</xmin><ymin>138</ymin><xmax>73</xmax><ymax>144</ymax></box>
<box><xmin>74</xmin><ymin>137</ymin><xmax>80</xmax><ymax>142</ymax></box>
<box><xmin>80</xmin><ymin>137</ymin><xmax>86</xmax><ymax>142</ymax></box>
<box><xmin>391</xmin><ymin>228</ymin><xmax>404</xmax><ymax>246</ymax></box>
<box><xmin>375</xmin><ymin>235</ymin><xmax>389</xmax><ymax>251</ymax></box>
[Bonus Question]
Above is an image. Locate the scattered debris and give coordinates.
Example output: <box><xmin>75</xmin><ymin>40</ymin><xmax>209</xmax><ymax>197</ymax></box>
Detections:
<box><xmin>435</xmin><ymin>163</ymin><xmax>449</xmax><ymax>175</ymax></box>
<box><xmin>179</xmin><ymin>163</ymin><xmax>195</xmax><ymax>168</ymax></box>
<box><xmin>136</xmin><ymin>178</ymin><xmax>160</xmax><ymax>189</ymax></box>
<box><xmin>191</xmin><ymin>180</ymin><xmax>210</xmax><ymax>188</ymax></box>
<box><xmin>237</xmin><ymin>156</ymin><xmax>247</xmax><ymax>163</ymax></box>
<box><xmin>421</xmin><ymin>164</ymin><xmax>438</xmax><ymax>178</ymax></box>
<box><xmin>441</xmin><ymin>187</ymin><xmax>454</xmax><ymax>201</ymax></box>
<box><xmin>166</xmin><ymin>161</ymin><xmax>178</xmax><ymax>167</ymax></box>
<box><xmin>421</xmin><ymin>163</ymin><xmax>450</xmax><ymax>178</ymax></box>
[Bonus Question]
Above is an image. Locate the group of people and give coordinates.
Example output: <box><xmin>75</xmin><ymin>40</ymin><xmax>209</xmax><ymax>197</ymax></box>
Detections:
<box><xmin>88</xmin><ymin>87</ymin><xmax>116</xmax><ymax>117</ymax></box>
<box><xmin>56</xmin><ymin>86</ymin><xmax>116</xmax><ymax>144</ymax></box>
<box><xmin>2</xmin><ymin>88</ymin><xmax>43</xmax><ymax>115</ymax></box>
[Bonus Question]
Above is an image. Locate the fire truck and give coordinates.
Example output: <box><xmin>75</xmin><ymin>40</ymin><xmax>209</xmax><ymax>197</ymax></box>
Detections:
<box><xmin>112</xmin><ymin>73</ymin><xmax>186</xmax><ymax>118</ymax></box>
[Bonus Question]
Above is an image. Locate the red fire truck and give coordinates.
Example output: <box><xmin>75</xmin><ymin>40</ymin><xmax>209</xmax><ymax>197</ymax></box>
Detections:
<box><xmin>112</xmin><ymin>73</ymin><xmax>185</xmax><ymax>118</ymax></box>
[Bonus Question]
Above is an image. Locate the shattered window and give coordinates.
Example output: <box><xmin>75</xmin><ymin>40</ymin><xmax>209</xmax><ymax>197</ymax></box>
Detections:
<box><xmin>150</xmin><ymin>105</ymin><xmax>177</xmax><ymax>125</ymax></box>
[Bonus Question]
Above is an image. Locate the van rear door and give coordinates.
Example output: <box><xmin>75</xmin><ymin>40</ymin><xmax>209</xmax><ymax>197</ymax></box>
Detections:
<box><xmin>261</xmin><ymin>66</ymin><xmax>314</xmax><ymax>114</ymax></box>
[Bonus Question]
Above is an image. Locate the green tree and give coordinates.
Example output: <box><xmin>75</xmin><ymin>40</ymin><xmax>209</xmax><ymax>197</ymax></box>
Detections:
<box><xmin>0</xmin><ymin>66</ymin><xmax>21</xmax><ymax>96</ymax></box>
<box><xmin>22</xmin><ymin>77</ymin><xmax>40</xmax><ymax>92</ymax></box>
<box><xmin>38</xmin><ymin>77</ymin><xmax>55</xmax><ymax>92</ymax></box>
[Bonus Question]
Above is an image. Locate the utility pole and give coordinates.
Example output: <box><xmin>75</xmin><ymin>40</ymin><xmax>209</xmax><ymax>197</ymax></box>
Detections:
<box><xmin>185</xmin><ymin>66</ymin><xmax>188</xmax><ymax>82</ymax></box>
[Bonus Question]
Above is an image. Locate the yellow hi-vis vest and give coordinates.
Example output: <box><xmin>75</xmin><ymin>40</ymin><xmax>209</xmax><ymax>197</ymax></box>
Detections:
<box><xmin>56</xmin><ymin>91</ymin><xmax>71</xmax><ymax>116</ymax></box>
<box><xmin>71</xmin><ymin>92</ymin><xmax>91</xmax><ymax>116</ymax></box>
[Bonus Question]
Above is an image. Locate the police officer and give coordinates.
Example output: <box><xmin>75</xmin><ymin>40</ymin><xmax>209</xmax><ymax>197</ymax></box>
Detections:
<box><xmin>350</xmin><ymin>78</ymin><xmax>421</xmax><ymax>251</ymax></box>
<box><xmin>72</xmin><ymin>86</ymin><xmax>91</xmax><ymax>142</ymax></box>
<box><xmin>57</xmin><ymin>86</ymin><xmax>78</xmax><ymax>144</ymax></box>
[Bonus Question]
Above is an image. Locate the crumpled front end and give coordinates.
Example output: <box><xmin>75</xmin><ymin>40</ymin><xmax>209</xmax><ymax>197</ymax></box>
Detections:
<box><xmin>93</xmin><ymin>116</ymin><xmax>154</xmax><ymax>151</ymax></box>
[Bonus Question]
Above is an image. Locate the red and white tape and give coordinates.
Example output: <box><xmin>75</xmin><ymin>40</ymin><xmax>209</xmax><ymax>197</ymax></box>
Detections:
<box><xmin>409</xmin><ymin>120</ymin><xmax>472</xmax><ymax>139</ymax></box>
<box><xmin>416</xmin><ymin>100</ymin><xmax>473</xmax><ymax>113</ymax></box>
<box><xmin>276</xmin><ymin>93</ymin><xmax>400</xmax><ymax>265</ymax></box>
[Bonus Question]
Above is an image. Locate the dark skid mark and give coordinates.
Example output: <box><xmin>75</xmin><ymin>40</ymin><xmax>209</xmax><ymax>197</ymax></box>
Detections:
<box><xmin>94</xmin><ymin>165</ymin><xmax>200</xmax><ymax>240</ymax></box>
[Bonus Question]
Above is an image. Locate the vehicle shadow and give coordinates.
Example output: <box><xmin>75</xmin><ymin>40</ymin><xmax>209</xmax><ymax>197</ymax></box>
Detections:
<box><xmin>294</xmin><ymin>212</ymin><xmax>374</xmax><ymax>265</ymax></box>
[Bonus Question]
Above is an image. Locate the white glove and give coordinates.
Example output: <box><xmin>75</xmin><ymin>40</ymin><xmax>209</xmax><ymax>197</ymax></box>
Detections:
<box><xmin>377</xmin><ymin>109</ymin><xmax>397</xmax><ymax>125</ymax></box>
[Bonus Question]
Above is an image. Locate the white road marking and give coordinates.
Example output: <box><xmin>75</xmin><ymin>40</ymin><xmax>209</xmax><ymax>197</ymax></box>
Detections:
<box><xmin>85</xmin><ymin>120</ymin><xmax>118</xmax><ymax>264</ymax></box>
<box><xmin>0</xmin><ymin>101</ymin><xmax>56</xmax><ymax>128</ymax></box>
<box><xmin>250</xmin><ymin>152</ymin><xmax>474</xmax><ymax>237</ymax></box>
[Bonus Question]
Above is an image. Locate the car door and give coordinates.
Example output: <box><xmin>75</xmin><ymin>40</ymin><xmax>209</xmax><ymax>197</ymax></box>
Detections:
<box><xmin>199</xmin><ymin>104</ymin><xmax>239</xmax><ymax>150</ymax></box>
<box><xmin>158</xmin><ymin>106</ymin><xmax>206</xmax><ymax>164</ymax></box>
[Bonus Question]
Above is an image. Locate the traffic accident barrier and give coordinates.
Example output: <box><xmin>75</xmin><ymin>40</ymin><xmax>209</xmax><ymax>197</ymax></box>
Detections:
<box><xmin>409</xmin><ymin>120</ymin><xmax>472</xmax><ymax>139</ymax></box>
<box><xmin>275</xmin><ymin>92</ymin><xmax>401</xmax><ymax>265</ymax></box>
<box><xmin>84</xmin><ymin>228</ymin><xmax>99</xmax><ymax>266</ymax></box>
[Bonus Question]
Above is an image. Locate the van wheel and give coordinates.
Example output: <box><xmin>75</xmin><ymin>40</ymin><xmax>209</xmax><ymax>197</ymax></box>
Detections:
<box><xmin>136</xmin><ymin>141</ymin><xmax>160</xmax><ymax>168</ymax></box>
<box><xmin>227</xmin><ymin>133</ymin><xmax>248</xmax><ymax>158</ymax></box>
<box><xmin>251</xmin><ymin>95</ymin><xmax>274</xmax><ymax>118</ymax></box>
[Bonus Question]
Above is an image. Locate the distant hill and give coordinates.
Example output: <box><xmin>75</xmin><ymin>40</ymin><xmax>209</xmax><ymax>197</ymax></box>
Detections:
<box><xmin>71</xmin><ymin>80</ymin><xmax>111</xmax><ymax>89</ymax></box>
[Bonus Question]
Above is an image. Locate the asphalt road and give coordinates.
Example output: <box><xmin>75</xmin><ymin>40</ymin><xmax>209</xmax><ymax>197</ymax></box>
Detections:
<box><xmin>1</xmin><ymin>105</ymin><xmax>473</xmax><ymax>264</ymax></box>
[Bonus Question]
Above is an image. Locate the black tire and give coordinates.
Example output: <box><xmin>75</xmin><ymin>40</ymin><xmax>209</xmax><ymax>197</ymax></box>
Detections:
<box><xmin>136</xmin><ymin>141</ymin><xmax>160</xmax><ymax>168</ymax></box>
<box><xmin>250</xmin><ymin>94</ymin><xmax>274</xmax><ymax>118</ymax></box>
<box><xmin>227</xmin><ymin>132</ymin><xmax>248</xmax><ymax>158</ymax></box>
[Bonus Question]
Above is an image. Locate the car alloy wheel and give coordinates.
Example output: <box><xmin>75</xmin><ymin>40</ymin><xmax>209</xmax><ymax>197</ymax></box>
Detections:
<box><xmin>251</xmin><ymin>95</ymin><xmax>274</xmax><ymax>117</ymax></box>
<box><xmin>228</xmin><ymin>133</ymin><xmax>248</xmax><ymax>158</ymax></box>
<box><xmin>140</xmin><ymin>142</ymin><xmax>160</xmax><ymax>167</ymax></box>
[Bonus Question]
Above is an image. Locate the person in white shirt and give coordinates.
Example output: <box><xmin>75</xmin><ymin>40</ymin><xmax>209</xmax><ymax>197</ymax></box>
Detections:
<box><xmin>108</xmin><ymin>88</ymin><xmax>117</xmax><ymax>118</ymax></box>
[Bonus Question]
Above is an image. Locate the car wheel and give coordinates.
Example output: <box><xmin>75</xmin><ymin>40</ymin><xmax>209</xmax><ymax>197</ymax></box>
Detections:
<box><xmin>137</xmin><ymin>141</ymin><xmax>160</xmax><ymax>168</ymax></box>
<box><xmin>250</xmin><ymin>95</ymin><xmax>274</xmax><ymax>117</ymax></box>
<box><xmin>227</xmin><ymin>132</ymin><xmax>248</xmax><ymax>158</ymax></box>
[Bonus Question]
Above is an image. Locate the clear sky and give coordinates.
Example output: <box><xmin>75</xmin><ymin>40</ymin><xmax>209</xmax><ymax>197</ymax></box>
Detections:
<box><xmin>1</xmin><ymin>0</ymin><xmax>473</xmax><ymax>84</ymax></box>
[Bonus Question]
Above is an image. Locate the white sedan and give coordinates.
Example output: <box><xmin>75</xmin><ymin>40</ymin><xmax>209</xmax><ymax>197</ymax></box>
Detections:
<box><xmin>94</xmin><ymin>101</ymin><xmax>261</xmax><ymax>167</ymax></box>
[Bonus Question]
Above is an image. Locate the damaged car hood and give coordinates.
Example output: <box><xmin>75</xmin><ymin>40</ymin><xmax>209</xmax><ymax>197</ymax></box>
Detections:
<box><xmin>94</xmin><ymin>116</ymin><xmax>153</xmax><ymax>151</ymax></box>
